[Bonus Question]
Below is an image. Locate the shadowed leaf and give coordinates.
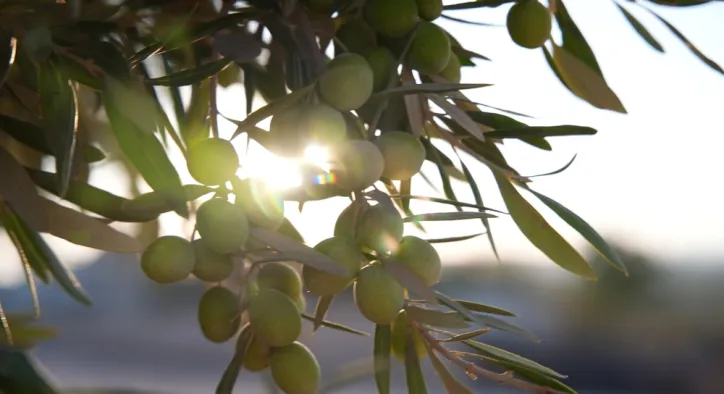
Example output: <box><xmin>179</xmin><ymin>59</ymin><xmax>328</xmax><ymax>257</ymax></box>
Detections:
<box><xmin>462</xmin><ymin>340</ymin><xmax>566</xmax><ymax>379</ymax></box>
<box><xmin>230</xmin><ymin>83</ymin><xmax>315</xmax><ymax>139</ymax></box>
<box><xmin>374</xmin><ymin>324</ymin><xmax>391</xmax><ymax>394</ymax></box>
<box><xmin>405</xmin><ymin>324</ymin><xmax>428</xmax><ymax>394</ymax></box>
<box><xmin>440</xmin><ymin>328</ymin><xmax>491</xmax><ymax>343</ymax></box>
<box><xmin>406</xmin><ymin>306</ymin><xmax>469</xmax><ymax>329</ymax></box>
<box><xmin>301</xmin><ymin>314</ymin><xmax>369</xmax><ymax>336</ymax></box>
<box><xmin>614</xmin><ymin>2</ymin><xmax>664</xmax><ymax>52</ymax></box>
<box><xmin>146</xmin><ymin>58</ymin><xmax>232</xmax><ymax>87</ymax></box>
<box><xmin>373</xmin><ymin>83</ymin><xmax>490</xmax><ymax>99</ymax></box>
<box><xmin>0</xmin><ymin>145</ymin><xmax>47</xmax><ymax>230</ymax></box>
<box><xmin>382</xmin><ymin>258</ymin><xmax>438</xmax><ymax>303</ymax></box>
<box><xmin>426</xmin><ymin>346</ymin><xmax>473</xmax><ymax>394</ymax></box>
<box><xmin>313</xmin><ymin>295</ymin><xmax>333</xmax><ymax>333</ymax></box>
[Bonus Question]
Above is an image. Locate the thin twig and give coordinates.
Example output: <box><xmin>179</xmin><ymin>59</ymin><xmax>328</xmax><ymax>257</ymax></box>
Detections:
<box><xmin>414</xmin><ymin>322</ymin><xmax>568</xmax><ymax>394</ymax></box>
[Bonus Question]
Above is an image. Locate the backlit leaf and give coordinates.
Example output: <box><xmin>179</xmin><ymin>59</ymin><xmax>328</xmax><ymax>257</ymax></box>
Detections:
<box><xmin>146</xmin><ymin>58</ymin><xmax>232</xmax><ymax>87</ymax></box>
<box><xmin>440</xmin><ymin>328</ymin><xmax>491</xmax><ymax>342</ymax></box>
<box><xmin>382</xmin><ymin>258</ymin><xmax>438</xmax><ymax>303</ymax></box>
<box><xmin>405</xmin><ymin>306</ymin><xmax>469</xmax><ymax>329</ymax></box>
<box><xmin>426</xmin><ymin>347</ymin><xmax>473</xmax><ymax>394</ymax></box>
<box><xmin>120</xmin><ymin>185</ymin><xmax>214</xmax><ymax>221</ymax></box>
<box><xmin>443</xmin><ymin>0</ymin><xmax>515</xmax><ymax>10</ymax></box>
<box><xmin>301</xmin><ymin>314</ymin><xmax>369</xmax><ymax>336</ymax></box>
<box><xmin>374</xmin><ymin>324</ymin><xmax>392</xmax><ymax>394</ymax></box>
<box><xmin>554</xmin><ymin>0</ymin><xmax>603</xmax><ymax>75</ymax></box>
<box><xmin>0</xmin><ymin>145</ymin><xmax>47</xmax><ymax>230</ymax></box>
<box><xmin>313</xmin><ymin>295</ymin><xmax>333</xmax><ymax>333</ymax></box>
<box><xmin>372</xmin><ymin>83</ymin><xmax>490</xmax><ymax>99</ymax></box>
<box><xmin>614</xmin><ymin>1</ymin><xmax>664</xmax><ymax>52</ymax></box>
<box><xmin>429</xmin><ymin>94</ymin><xmax>486</xmax><ymax>141</ymax></box>
<box><xmin>459</xmin><ymin>160</ymin><xmax>500</xmax><ymax>262</ymax></box>
<box><xmin>468</xmin><ymin>313</ymin><xmax>539</xmax><ymax>342</ymax></box>
<box><xmin>451</xmin><ymin>299</ymin><xmax>516</xmax><ymax>317</ymax></box>
<box><xmin>404</xmin><ymin>211</ymin><xmax>497</xmax><ymax>223</ymax></box>
<box><xmin>425</xmin><ymin>233</ymin><xmax>485</xmax><ymax>244</ymax></box>
<box><xmin>484</xmin><ymin>125</ymin><xmax>597</xmax><ymax>139</ymax></box>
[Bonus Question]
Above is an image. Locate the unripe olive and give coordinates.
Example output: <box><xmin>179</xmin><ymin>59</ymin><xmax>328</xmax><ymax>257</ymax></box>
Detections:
<box><xmin>439</xmin><ymin>53</ymin><xmax>462</xmax><ymax>83</ymax></box>
<box><xmin>506</xmin><ymin>0</ymin><xmax>552</xmax><ymax>49</ymax></box>
<box><xmin>256</xmin><ymin>262</ymin><xmax>303</xmax><ymax>299</ymax></box>
<box><xmin>303</xmin><ymin>237</ymin><xmax>364</xmax><ymax>296</ymax></box>
<box><xmin>197</xmin><ymin>286</ymin><xmax>240</xmax><ymax>343</ymax></box>
<box><xmin>336</xmin><ymin>19</ymin><xmax>377</xmax><ymax>55</ymax></box>
<box><xmin>390</xmin><ymin>310</ymin><xmax>427</xmax><ymax>362</ymax></box>
<box><xmin>298</xmin><ymin>103</ymin><xmax>348</xmax><ymax>147</ymax></box>
<box><xmin>364</xmin><ymin>0</ymin><xmax>419</xmax><ymax>38</ymax></box>
<box><xmin>141</xmin><ymin>236</ymin><xmax>195</xmax><ymax>284</ymax></box>
<box><xmin>334</xmin><ymin>201</ymin><xmax>367</xmax><ymax>241</ymax></box>
<box><xmin>186</xmin><ymin>138</ymin><xmax>239</xmax><ymax>186</ymax></box>
<box><xmin>331</xmin><ymin>140</ymin><xmax>384</xmax><ymax>192</ymax></box>
<box><xmin>196</xmin><ymin>198</ymin><xmax>249</xmax><ymax>254</ymax></box>
<box><xmin>393</xmin><ymin>236</ymin><xmax>442</xmax><ymax>287</ymax></box>
<box><xmin>248</xmin><ymin>288</ymin><xmax>302</xmax><ymax>347</ymax></box>
<box><xmin>268</xmin><ymin>106</ymin><xmax>306</xmax><ymax>157</ymax></box>
<box><xmin>235</xmin><ymin>178</ymin><xmax>285</xmax><ymax>230</ymax></box>
<box><xmin>356</xmin><ymin>204</ymin><xmax>404</xmax><ymax>256</ymax></box>
<box><xmin>376</xmin><ymin>131</ymin><xmax>426</xmax><ymax>180</ymax></box>
<box><xmin>270</xmin><ymin>342</ymin><xmax>321</xmax><ymax>394</ymax></box>
<box><xmin>354</xmin><ymin>263</ymin><xmax>404</xmax><ymax>324</ymax></box>
<box><xmin>192</xmin><ymin>239</ymin><xmax>233</xmax><ymax>282</ymax></box>
<box><xmin>405</xmin><ymin>22</ymin><xmax>451</xmax><ymax>76</ymax></box>
<box><xmin>365</xmin><ymin>46</ymin><xmax>397</xmax><ymax>92</ymax></box>
<box><xmin>416</xmin><ymin>0</ymin><xmax>443</xmax><ymax>21</ymax></box>
<box><xmin>319</xmin><ymin>53</ymin><xmax>374</xmax><ymax>111</ymax></box>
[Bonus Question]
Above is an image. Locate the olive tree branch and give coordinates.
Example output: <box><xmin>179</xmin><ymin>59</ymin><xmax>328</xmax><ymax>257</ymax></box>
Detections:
<box><xmin>413</xmin><ymin>322</ymin><xmax>568</xmax><ymax>394</ymax></box>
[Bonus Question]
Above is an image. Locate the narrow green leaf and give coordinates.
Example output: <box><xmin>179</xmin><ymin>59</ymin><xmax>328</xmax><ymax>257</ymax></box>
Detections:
<box><xmin>390</xmin><ymin>193</ymin><xmax>504</xmax><ymax>214</ymax></box>
<box><xmin>443</xmin><ymin>0</ymin><xmax>514</xmax><ymax>10</ymax></box>
<box><xmin>425</xmin><ymin>233</ymin><xmax>485</xmax><ymax>244</ymax></box>
<box><xmin>459</xmin><ymin>161</ymin><xmax>500</xmax><ymax>262</ymax></box>
<box><xmin>372</xmin><ymin>83</ymin><xmax>490</xmax><ymax>99</ymax></box>
<box><xmin>400</xmin><ymin>179</ymin><xmax>412</xmax><ymax>213</ymax></box>
<box><xmin>374</xmin><ymin>324</ymin><xmax>392</xmax><ymax>394</ymax></box>
<box><xmin>216</xmin><ymin>327</ymin><xmax>252</xmax><ymax>394</ymax></box>
<box><xmin>519</xmin><ymin>137</ymin><xmax>552</xmax><ymax>151</ymax></box>
<box><xmin>382</xmin><ymin>258</ymin><xmax>438</xmax><ymax>303</ymax></box>
<box><xmin>493</xmin><ymin>171</ymin><xmax>596</xmax><ymax>279</ymax></box>
<box><xmin>313</xmin><ymin>295</ymin><xmax>333</xmax><ymax>333</ymax></box>
<box><xmin>429</xmin><ymin>95</ymin><xmax>485</xmax><ymax>141</ymax></box>
<box><xmin>542</xmin><ymin>45</ymin><xmax>573</xmax><ymax>93</ymax></box>
<box><xmin>301</xmin><ymin>313</ymin><xmax>369</xmax><ymax>336</ymax></box>
<box><xmin>551</xmin><ymin>45</ymin><xmax>626</xmax><ymax>113</ymax></box>
<box><xmin>0</xmin><ymin>202</ymin><xmax>92</xmax><ymax>305</ymax></box>
<box><xmin>0</xmin><ymin>31</ymin><xmax>16</xmax><ymax>88</ymax></box>
<box><xmin>146</xmin><ymin>58</ymin><xmax>232</xmax><ymax>86</ymax></box>
<box><xmin>508</xmin><ymin>369</ymin><xmax>577</xmax><ymax>394</ymax></box>
<box><xmin>102</xmin><ymin>78</ymin><xmax>188</xmax><ymax>217</ymax></box>
<box><xmin>440</xmin><ymin>328</ymin><xmax>491</xmax><ymax>343</ymax></box>
<box><xmin>0</xmin><ymin>350</ymin><xmax>61</xmax><ymax>394</ymax></box>
<box><xmin>614</xmin><ymin>2</ymin><xmax>664</xmax><ymax>52</ymax></box>
<box><xmin>276</xmin><ymin>218</ymin><xmax>305</xmax><ymax>244</ymax></box>
<box><xmin>0</xmin><ymin>115</ymin><xmax>105</xmax><ymax>163</ymax></box>
<box><xmin>0</xmin><ymin>202</ymin><xmax>50</xmax><ymax>283</ymax></box>
<box><xmin>404</xmin><ymin>211</ymin><xmax>497</xmax><ymax>223</ymax></box>
<box><xmin>643</xmin><ymin>5</ymin><xmax>723</xmax><ymax>74</ymax></box>
<box><xmin>119</xmin><ymin>184</ymin><xmax>214</xmax><ymax>221</ymax></box>
<box><xmin>39</xmin><ymin>56</ymin><xmax>78</xmax><ymax>198</ymax></box>
<box><xmin>527</xmin><ymin>189</ymin><xmax>628</xmax><ymax>275</ymax></box>
<box><xmin>0</xmin><ymin>145</ymin><xmax>47</xmax><ymax>230</ymax></box>
<box><xmin>0</xmin><ymin>314</ymin><xmax>57</xmax><ymax>349</ymax></box>
<box><xmin>230</xmin><ymin>83</ymin><xmax>315</xmax><ymax>140</ymax></box>
<box><xmin>465</xmin><ymin>110</ymin><xmax>528</xmax><ymax>129</ymax></box>
<box><xmin>524</xmin><ymin>154</ymin><xmax>577</xmax><ymax>179</ymax></box>
<box><xmin>484</xmin><ymin>125</ymin><xmax>597</xmax><ymax>139</ymax></box>
<box><xmin>449</xmin><ymin>299</ymin><xmax>516</xmax><ymax>317</ymax></box>
<box><xmin>423</xmin><ymin>140</ymin><xmax>463</xmax><ymax>213</ymax></box>
<box><xmin>405</xmin><ymin>325</ymin><xmax>428</xmax><ymax>394</ymax></box>
<box><xmin>462</xmin><ymin>340</ymin><xmax>566</xmax><ymax>379</ymax></box>
<box><xmin>405</xmin><ymin>306</ymin><xmax>469</xmax><ymax>329</ymax></box>
<box><xmin>382</xmin><ymin>179</ymin><xmax>425</xmax><ymax>233</ymax></box>
<box><xmin>37</xmin><ymin>197</ymin><xmax>143</xmax><ymax>253</ymax></box>
<box><xmin>555</xmin><ymin>0</ymin><xmax>603</xmax><ymax>75</ymax></box>
<box><xmin>468</xmin><ymin>314</ymin><xmax>539</xmax><ymax>342</ymax></box>
<box><xmin>426</xmin><ymin>347</ymin><xmax>473</xmax><ymax>394</ymax></box>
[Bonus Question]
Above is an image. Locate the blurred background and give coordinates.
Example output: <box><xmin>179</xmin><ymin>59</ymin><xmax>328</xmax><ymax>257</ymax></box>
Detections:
<box><xmin>2</xmin><ymin>1</ymin><xmax>724</xmax><ymax>393</ymax></box>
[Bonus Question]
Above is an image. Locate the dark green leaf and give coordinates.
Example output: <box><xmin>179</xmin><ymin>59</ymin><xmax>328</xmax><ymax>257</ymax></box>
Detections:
<box><xmin>382</xmin><ymin>258</ymin><xmax>438</xmax><ymax>303</ymax></box>
<box><xmin>426</xmin><ymin>347</ymin><xmax>473</xmax><ymax>394</ymax></box>
<box><xmin>102</xmin><ymin>77</ymin><xmax>188</xmax><ymax>217</ymax></box>
<box><xmin>230</xmin><ymin>83</ymin><xmax>315</xmax><ymax>140</ymax></box>
<box><xmin>0</xmin><ymin>202</ymin><xmax>49</xmax><ymax>283</ymax></box>
<box><xmin>119</xmin><ymin>185</ymin><xmax>214</xmax><ymax>221</ymax></box>
<box><xmin>451</xmin><ymin>299</ymin><xmax>517</xmax><ymax>317</ymax></box>
<box><xmin>441</xmin><ymin>14</ymin><xmax>499</xmax><ymax>27</ymax></box>
<box><xmin>524</xmin><ymin>154</ymin><xmax>577</xmax><ymax>179</ymax></box>
<box><xmin>405</xmin><ymin>306</ymin><xmax>469</xmax><ymax>329</ymax></box>
<box><xmin>465</xmin><ymin>111</ymin><xmax>527</xmax><ymax>129</ymax></box>
<box><xmin>56</xmin><ymin>53</ymin><xmax>102</xmax><ymax>90</ymax></box>
<box><xmin>404</xmin><ymin>211</ymin><xmax>497</xmax><ymax>223</ymax></box>
<box><xmin>555</xmin><ymin>0</ymin><xmax>603</xmax><ymax>75</ymax></box>
<box><xmin>0</xmin><ymin>314</ymin><xmax>57</xmax><ymax>349</ymax></box>
<box><xmin>373</xmin><ymin>83</ymin><xmax>490</xmax><ymax>99</ymax></box>
<box><xmin>460</xmin><ymin>161</ymin><xmax>499</xmax><ymax>262</ymax></box>
<box><xmin>301</xmin><ymin>314</ymin><xmax>369</xmax><ymax>336</ymax></box>
<box><xmin>313</xmin><ymin>295</ymin><xmax>333</xmax><ymax>333</ymax></box>
<box><xmin>443</xmin><ymin>0</ymin><xmax>515</xmax><ymax>10</ymax></box>
<box><xmin>146</xmin><ymin>58</ymin><xmax>232</xmax><ymax>87</ymax></box>
<box><xmin>644</xmin><ymin>5</ymin><xmax>723</xmax><ymax>74</ymax></box>
<box><xmin>527</xmin><ymin>189</ymin><xmax>628</xmax><ymax>275</ymax></box>
<box><xmin>39</xmin><ymin>56</ymin><xmax>78</xmax><ymax>198</ymax></box>
<box><xmin>0</xmin><ymin>31</ymin><xmax>16</xmax><ymax>88</ymax></box>
<box><xmin>382</xmin><ymin>179</ymin><xmax>425</xmax><ymax>233</ymax></box>
<box><xmin>250</xmin><ymin>227</ymin><xmax>349</xmax><ymax>276</ymax></box>
<box><xmin>374</xmin><ymin>324</ymin><xmax>391</xmax><ymax>394</ymax></box>
<box><xmin>400</xmin><ymin>179</ymin><xmax>412</xmax><ymax>213</ymax></box>
<box><xmin>462</xmin><ymin>340</ymin><xmax>566</xmax><ymax>379</ymax></box>
<box><xmin>468</xmin><ymin>313</ymin><xmax>539</xmax><ymax>342</ymax></box>
<box><xmin>405</xmin><ymin>325</ymin><xmax>428</xmax><ymax>394</ymax></box>
<box><xmin>647</xmin><ymin>0</ymin><xmax>711</xmax><ymax>5</ymax></box>
<box><xmin>440</xmin><ymin>328</ymin><xmax>491</xmax><ymax>343</ymax></box>
<box><xmin>0</xmin><ymin>145</ymin><xmax>47</xmax><ymax>230</ymax></box>
<box><xmin>493</xmin><ymin>172</ymin><xmax>596</xmax><ymax>279</ymax></box>
<box><xmin>484</xmin><ymin>125</ymin><xmax>597</xmax><ymax>139</ymax></box>
<box><xmin>0</xmin><ymin>202</ymin><xmax>92</xmax><ymax>305</ymax></box>
<box><xmin>0</xmin><ymin>115</ymin><xmax>104</xmax><ymax>163</ymax></box>
<box><xmin>518</xmin><ymin>137</ymin><xmax>552</xmax><ymax>151</ymax></box>
<box><xmin>614</xmin><ymin>2</ymin><xmax>664</xmax><ymax>52</ymax></box>
<box><xmin>551</xmin><ymin>45</ymin><xmax>627</xmax><ymax>113</ymax></box>
<box><xmin>0</xmin><ymin>350</ymin><xmax>61</xmax><ymax>394</ymax></box>
<box><xmin>425</xmin><ymin>233</ymin><xmax>485</xmax><ymax>244</ymax></box>
<box><xmin>212</xmin><ymin>29</ymin><xmax>263</xmax><ymax>63</ymax></box>
<box><xmin>507</xmin><ymin>368</ymin><xmax>577</xmax><ymax>394</ymax></box>
<box><xmin>216</xmin><ymin>327</ymin><xmax>251</xmax><ymax>394</ymax></box>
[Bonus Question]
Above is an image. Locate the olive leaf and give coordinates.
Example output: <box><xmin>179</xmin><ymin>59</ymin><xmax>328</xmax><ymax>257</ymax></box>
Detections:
<box><xmin>614</xmin><ymin>1</ymin><xmax>664</xmax><ymax>52</ymax></box>
<box><xmin>405</xmin><ymin>325</ymin><xmax>428</xmax><ymax>394</ymax></box>
<box><xmin>462</xmin><ymin>340</ymin><xmax>566</xmax><ymax>379</ymax></box>
<box><xmin>468</xmin><ymin>314</ymin><xmax>539</xmax><ymax>343</ymax></box>
<box><xmin>426</xmin><ymin>347</ymin><xmax>473</xmax><ymax>394</ymax></box>
<box><xmin>405</xmin><ymin>306</ymin><xmax>469</xmax><ymax>329</ymax></box>
<box><xmin>313</xmin><ymin>295</ymin><xmax>333</xmax><ymax>333</ymax></box>
<box><xmin>439</xmin><ymin>328</ymin><xmax>492</xmax><ymax>343</ymax></box>
<box><xmin>425</xmin><ymin>233</ymin><xmax>485</xmax><ymax>244</ymax></box>
<box><xmin>146</xmin><ymin>58</ymin><xmax>232</xmax><ymax>87</ymax></box>
<box><xmin>372</xmin><ymin>83</ymin><xmax>490</xmax><ymax>99</ymax></box>
<box><xmin>382</xmin><ymin>258</ymin><xmax>438</xmax><ymax>303</ymax></box>
<box><xmin>0</xmin><ymin>350</ymin><xmax>61</xmax><ymax>394</ymax></box>
<box><xmin>459</xmin><ymin>160</ymin><xmax>500</xmax><ymax>262</ymax></box>
<box><xmin>429</xmin><ymin>94</ymin><xmax>486</xmax><ymax>141</ymax></box>
<box><xmin>216</xmin><ymin>328</ymin><xmax>251</xmax><ymax>394</ymax></box>
<box><xmin>443</xmin><ymin>0</ymin><xmax>515</xmax><ymax>10</ymax></box>
<box><xmin>403</xmin><ymin>211</ymin><xmax>498</xmax><ymax>223</ymax></box>
<box><xmin>301</xmin><ymin>314</ymin><xmax>369</xmax><ymax>336</ymax></box>
<box><xmin>450</xmin><ymin>299</ymin><xmax>516</xmax><ymax>317</ymax></box>
<box><xmin>0</xmin><ymin>145</ymin><xmax>48</xmax><ymax>230</ymax></box>
<box><xmin>0</xmin><ymin>314</ymin><xmax>57</xmax><ymax>349</ymax></box>
<box><xmin>374</xmin><ymin>324</ymin><xmax>392</xmax><ymax>394</ymax></box>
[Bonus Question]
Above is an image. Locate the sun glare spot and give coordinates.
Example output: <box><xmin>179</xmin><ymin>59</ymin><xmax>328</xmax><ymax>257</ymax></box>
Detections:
<box><xmin>304</xmin><ymin>145</ymin><xmax>331</xmax><ymax>171</ymax></box>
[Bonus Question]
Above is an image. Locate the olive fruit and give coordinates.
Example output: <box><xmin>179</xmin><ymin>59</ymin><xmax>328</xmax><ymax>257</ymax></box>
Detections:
<box><xmin>270</xmin><ymin>342</ymin><xmax>321</xmax><ymax>394</ymax></box>
<box><xmin>376</xmin><ymin>131</ymin><xmax>426</xmax><ymax>180</ymax></box>
<box><xmin>196</xmin><ymin>198</ymin><xmax>249</xmax><ymax>254</ymax></box>
<box><xmin>334</xmin><ymin>201</ymin><xmax>367</xmax><ymax>241</ymax></box>
<box><xmin>319</xmin><ymin>53</ymin><xmax>374</xmax><ymax>111</ymax></box>
<box><xmin>439</xmin><ymin>53</ymin><xmax>462</xmax><ymax>83</ymax></box>
<box><xmin>141</xmin><ymin>236</ymin><xmax>195</xmax><ymax>284</ymax></box>
<box><xmin>390</xmin><ymin>310</ymin><xmax>428</xmax><ymax>362</ymax></box>
<box><xmin>354</xmin><ymin>263</ymin><xmax>404</xmax><ymax>324</ymax></box>
<box><xmin>506</xmin><ymin>0</ymin><xmax>552</xmax><ymax>49</ymax></box>
<box><xmin>298</xmin><ymin>103</ymin><xmax>348</xmax><ymax>147</ymax></box>
<box><xmin>248</xmin><ymin>288</ymin><xmax>302</xmax><ymax>347</ymax></box>
<box><xmin>356</xmin><ymin>204</ymin><xmax>404</xmax><ymax>256</ymax></box>
<box><xmin>192</xmin><ymin>239</ymin><xmax>233</xmax><ymax>282</ymax></box>
<box><xmin>393</xmin><ymin>236</ymin><xmax>442</xmax><ymax>286</ymax></box>
<box><xmin>365</xmin><ymin>46</ymin><xmax>397</xmax><ymax>92</ymax></box>
<box><xmin>197</xmin><ymin>286</ymin><xmax>240</xmax><ymax>343</ymax></box>
<box><xmin>416</xmin><ymin>0</ymin><xmax>443</xmax><ymax>21</ymax></box>
<box><xmin>405</xmin><ymin>22</ymin><xmax>451</xmax><ymax>76</ymax></box>
<box><xmin>303</xmin><ymin>237</ymin><xmax>364</xmax><ymax>296</ymax></box>
<box><xmin>268</xmin><ymin>106</ymin><xmax>306</xmax><ymax>157</ymax></box>
<box><xmin>237</xmin><ymin>324</ymin><xmax>270</xmax><ymax>372</ymax></box>
<box><xmin>235</xmin><ymin>178</ymin><xmax>285</xmax><ymax>230</ymax></box>
<box><xmin>256</xmin><ymin>262</ymin><xmax>303</xmax><ymax>299</ymax></box>
<box><xmin>336</xmin><ymin>19</ymin><xmax>377</xmax><ymax>55</ymax></box>
<box><xmin>364</xmin><ymin>0</ymin><xmax>419</xmax><ymax>38</ymax></box>
<box><xmin>330</xmin><ymin>140</ymin><xmax>384</xmax><ymax>192</ymax></box>
<box><xmin>186</xmin><ymin>138</ymin><xmax>239</xmax><ymax>186</ymax></box>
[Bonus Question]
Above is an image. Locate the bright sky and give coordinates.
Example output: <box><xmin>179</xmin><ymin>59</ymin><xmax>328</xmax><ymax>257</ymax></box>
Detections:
<box><xmin>1</xmin><ymin>1</ymin><xmax>723</xmax><ymax>287</ymax></box>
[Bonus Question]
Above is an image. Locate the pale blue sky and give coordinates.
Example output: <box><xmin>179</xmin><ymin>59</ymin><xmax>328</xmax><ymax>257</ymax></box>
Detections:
<box><xmin>1</xmin><ymin>1</ymin><xmax>723</xmax><ymax>286</ymax></box>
